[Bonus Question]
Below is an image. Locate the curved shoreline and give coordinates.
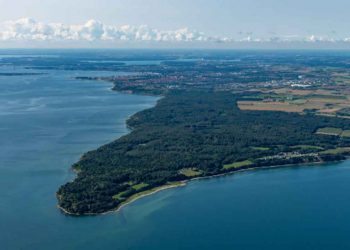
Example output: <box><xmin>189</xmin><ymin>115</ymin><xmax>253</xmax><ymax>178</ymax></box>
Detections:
<box><xmin>57</xmin><ymin>78</ymin><xmax>162</xmax><ymax>216</ymax></box>
<box><xmin>58</xmin><ymin>158</ymin><xmax>344</xmax><ymax>216</ymax></box>
<box><xmin>58</xmin><ymin>182</ymin><xmax>187</xmax><ymax>216</ymax></box>
<box><xmin>58</xmin><ymin>78</ymin><xmax>349</xmax><ymax>216</ymax></box>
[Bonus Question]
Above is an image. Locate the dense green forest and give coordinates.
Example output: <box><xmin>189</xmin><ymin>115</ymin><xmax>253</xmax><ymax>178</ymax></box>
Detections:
<box><xmin>57</xmin><ymin>91</ymin><xmax>350</xmax><ymax>214</ymax></box>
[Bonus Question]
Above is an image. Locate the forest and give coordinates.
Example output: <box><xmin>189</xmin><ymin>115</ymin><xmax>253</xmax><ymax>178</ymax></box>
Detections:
<box><xmin>57</xmin><ymin>91</ymin><xmax>350</xmax><ymax>214</ymax></box>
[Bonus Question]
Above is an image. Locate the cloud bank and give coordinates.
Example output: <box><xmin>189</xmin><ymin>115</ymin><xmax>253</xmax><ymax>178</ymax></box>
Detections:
<box><xmin>0</xmin><ymin>18</ymin><xmax>349</xmax><ymax>45</ymax></box>
<box><xmin>0</xmin><ymin>18</ymin><xmax>224</xmax><ymax>43</ymax></box>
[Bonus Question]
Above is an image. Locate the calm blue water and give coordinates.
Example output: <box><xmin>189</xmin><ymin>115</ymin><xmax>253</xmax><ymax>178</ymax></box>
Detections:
<box><xmin>1</xmin><ymin>52</ymin><xmax>350</xmax><ymax>250</ymax></box>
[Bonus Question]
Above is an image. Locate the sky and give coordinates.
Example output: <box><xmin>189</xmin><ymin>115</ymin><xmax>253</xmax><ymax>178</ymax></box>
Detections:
<box><xmin>0</xmin><ymin>0</ymin><xmax>350</xmax><ymax>48</ymax></box>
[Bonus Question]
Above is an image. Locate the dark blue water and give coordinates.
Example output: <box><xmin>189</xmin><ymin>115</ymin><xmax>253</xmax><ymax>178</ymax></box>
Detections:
<box><xmin>1</xmin><ymin>52</ymin><xmax>350</xmax><ymax>250</ymax></box>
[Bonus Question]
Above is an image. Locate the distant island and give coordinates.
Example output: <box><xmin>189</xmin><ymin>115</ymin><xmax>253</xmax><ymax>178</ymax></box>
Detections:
<box><xmin>57</xmin><ymin>56</ymin><xmax>350</xmax><ymax>215</ymax></box>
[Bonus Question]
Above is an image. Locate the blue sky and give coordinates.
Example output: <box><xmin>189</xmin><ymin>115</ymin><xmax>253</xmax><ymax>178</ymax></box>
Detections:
<box><xmin>0</xmin><ymin>0</ymin><xmax>349</xmax><ymax>48</ymax></box>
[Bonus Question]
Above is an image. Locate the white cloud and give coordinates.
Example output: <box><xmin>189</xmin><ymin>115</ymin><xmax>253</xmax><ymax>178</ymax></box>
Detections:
<box><xmin>0</xmin><ymin>18</ymin><xmax>349</xmax><ymax>44</ymax></box>
<box><xmin>0</xmin><ymin>18</ymin><xmax>226</xmax><ymax>43</ymax></box>
<box><xmin>304</xmin><ymin>35</ymin><xmax>336</xmax><ymax>43</ymax></box>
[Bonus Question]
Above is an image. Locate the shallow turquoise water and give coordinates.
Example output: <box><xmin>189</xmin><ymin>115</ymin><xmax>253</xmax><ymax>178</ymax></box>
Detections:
<box><xmin>1</xmin><ymin>58</ymin><xmax>350</xmax><ymax>249</ymax></box>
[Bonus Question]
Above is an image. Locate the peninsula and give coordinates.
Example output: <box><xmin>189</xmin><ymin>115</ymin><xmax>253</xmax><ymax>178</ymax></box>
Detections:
<box><xmin>57</xmin><ymin>54</ymin><xmax>350</xmax><ymax>215</ymax></box>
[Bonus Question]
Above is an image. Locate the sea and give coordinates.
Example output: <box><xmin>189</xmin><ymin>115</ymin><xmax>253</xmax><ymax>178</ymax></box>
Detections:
<box><xmin>1</xmin><ymin>50</ymin><xmax>350</xmax><ymax>250</ymax></box>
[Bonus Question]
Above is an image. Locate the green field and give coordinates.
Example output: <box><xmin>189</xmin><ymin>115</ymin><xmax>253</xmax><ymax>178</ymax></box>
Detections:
<box><xmin>132</xmin><ymin>183</ymin><xmax>149</xmax><ymax>191</ymax></box>
<box><xmin>251</xmin><ymin>146</ymin><xmax>270</xmax><ymax>151</ymax></box>
<box><xmin>291</xmin><ymin>145</ymin><xmax>324</xmax><ymax>150</ymax></box>
<box><xmin>316</xmin><ymin>128</ymin><xmax>350</xmax><ymax>137</ymax></box>
<box><xmin>223</xmin><ymin>160</ymin><xmax>253</xmax><ymax>170</ymax></box>
<box><xmin>320</xmin><ymin>147</ymin><xmax>350</xmax><ymax>155</ymax></box>
<box><xmin>112</xmin><ymin>190</ymin><xmax>130</xmax><ymax>200</ymax></box>
<box><xmin>179</xmin><ymin>168</ymin><xmax>202</xmax><ymax>177</ymax></box>
<box><xmin>316</xmin><ymin>127</ymin><xmax>343</xmax><ymax>136</ymax></box>
<box><xmin>341</xmin><ymin>130</ymin><xmax>350</xmax><ymax>137</ymax></box>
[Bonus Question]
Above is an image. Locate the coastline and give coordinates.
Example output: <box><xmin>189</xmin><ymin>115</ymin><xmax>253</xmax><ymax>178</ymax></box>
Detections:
<box><xmin>57</xmin><ymin>78</ymin><xmax>162</xmax><ymax>216</ymax></box>
<box><xmin>58</xmin><ymin>78</ymin><xmax>350</xmax><ymax>216</ymax></box>
<box><xmin>58</xmin><ymin>158</ymin><xmax>344</xmax><ymax>216</ymax></box>
<box><xmin>58</xmin><ymin>181</ymin><xmax>187</xmax><ymax>216</ymax></box>
<box><xmin>112</xmin><ymin>159</ymin><xmax>345</xmax><ymax>214</ymax></box>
